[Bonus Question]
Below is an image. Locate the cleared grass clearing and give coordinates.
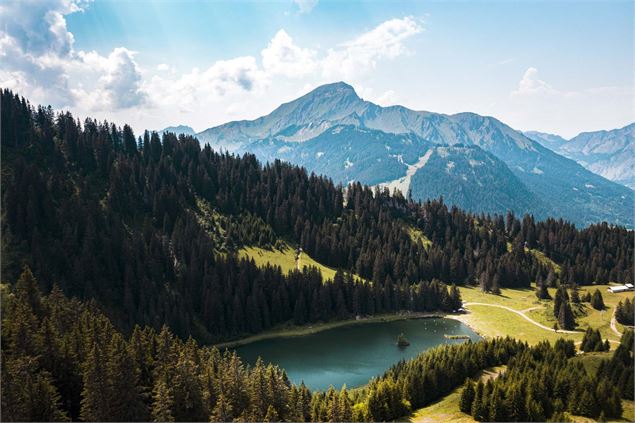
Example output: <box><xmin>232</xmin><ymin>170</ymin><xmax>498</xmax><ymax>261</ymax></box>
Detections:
<box><xmin>450</xmin><ymin>304</ymin><xmax>581</xmax><ymax>345</ymax></box>
<box><xmin>460</xmin><ymin>284</ymin><xmax>633</xmax><ymax>344</ymax></box>
<box><xmin>526</xmin><ymin>285</ymin><xmax>634</xmax><ymax>342</ymax></box>
<box><xmin>408</xmin><ymin>366</ymin><xmax>506</xmax><ymax>423</ymax></box>
<box><xmin>459</xmin><ymin>285</ymin><xmax>546</xmax><ymax>311</ymax></box>
<box><xmin>407</xmin><ymin>226</ymin><xmax>433</xmax><ymax>249</ymax></box>
<box><xmin>528</xmin><ymin>248</ymin><xmax>562</xmax><ymax>274</ymax></box>
<box><xmin>239</xmin><ymin>243</ymin><xmax>339</xmax><ymax>281</ymax></box>
<box><xmin>570</xmin><ymin>350</ymin><xmax>613</xmax><ymax>375</ymax></box>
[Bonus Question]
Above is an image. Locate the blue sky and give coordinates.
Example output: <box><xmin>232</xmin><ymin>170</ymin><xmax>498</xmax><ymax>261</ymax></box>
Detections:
<box><xmin>1</xmin><ymin>0</ymin><xmax>633</xmax><ymax>137</ymax></box>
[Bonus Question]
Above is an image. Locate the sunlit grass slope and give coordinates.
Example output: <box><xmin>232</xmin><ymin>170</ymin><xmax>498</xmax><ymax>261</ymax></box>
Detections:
<box><xmin>239</xmin><ymin>242</ymin><xmax>339</xmax><ymax>280</ymax></box>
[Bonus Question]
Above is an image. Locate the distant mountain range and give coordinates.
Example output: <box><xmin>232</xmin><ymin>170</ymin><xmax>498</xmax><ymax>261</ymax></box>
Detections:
<box><xmin>163</xmin><ymin>82</ymin><xmax>633</xmax><ymax>227</ymax></box>
<box><xmin>159</xmin><ymin>125</ymin><xmax>196</xmax><ymax>136</ymax></box>
<box><xmin>526</xmin><ymin>123</ymin><xmax>635</xmax><ymax>190</ymax></box>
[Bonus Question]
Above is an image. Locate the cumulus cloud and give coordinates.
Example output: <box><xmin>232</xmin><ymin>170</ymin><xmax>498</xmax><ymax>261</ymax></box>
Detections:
<box><xmin>100</xmin><ymin>48</ymin><xmax>146</xmax><ymax>108</ymax></box>
<box><xmin>261</xmin><ymin>30</ymin><xmax>316</xmax><ymax>77</ymax></box>
<box><xmin>322</xmin><ymin>17</ymin><xmax>423</xmax><ymax>79</ymax></box>
<box><xmin>146</xmin><ymin>56</ymin><xmax>266</xmax><ymax>113</ymax></box>
<box><xmin>511</xmin><ymin>67</ymin><xmax>558</xmax><ymax>96</ymax></box>
<box><xmin>0</xmin><ymin>3</ymin><xmax>425</xmax><ymax>133</ymax></box>
<box><xmin>0</xmin><ymin>0</ymin><xmax>146</xmax><ymax>110</ymax></box>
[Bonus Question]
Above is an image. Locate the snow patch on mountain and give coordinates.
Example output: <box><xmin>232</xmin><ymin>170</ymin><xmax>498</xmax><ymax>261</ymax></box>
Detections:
<box><xmin>377</xmin><ymin>149</ymin><xmax>433</xmax><ymax>196</ymax></box>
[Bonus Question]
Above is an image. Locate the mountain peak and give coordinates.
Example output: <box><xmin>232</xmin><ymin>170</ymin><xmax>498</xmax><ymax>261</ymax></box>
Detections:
<box><xmin>265</xmin><ymin>81</ymin><xmax>366</xmax><ymax>129</ymax></box>
<box><xmin>310</xmin><ymin>81</ymin><xmax>356</xmax><ymax>94</ymax></box>
<box><xmin>300</xmin><ymin>81</ymin><xmax>361</xmax><ymax>104</ymax></box>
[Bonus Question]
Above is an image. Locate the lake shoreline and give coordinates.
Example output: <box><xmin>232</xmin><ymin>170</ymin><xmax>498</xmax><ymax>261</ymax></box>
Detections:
<box><xmin>445</xmin><ymin>313</ymin><xmax>488</xmax><ymax>339</ymax></box>
<box><xmin>213</xmin><ymin>311</ymin><xmax>453</xmax><ymax>349</ymax></box>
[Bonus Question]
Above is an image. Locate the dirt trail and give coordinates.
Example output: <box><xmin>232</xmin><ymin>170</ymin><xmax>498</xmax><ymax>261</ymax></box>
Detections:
<box><xmin>610</xmin><ymin>310</ymin><xmax>622</xmax><ymax>337</ymax></box>
<box><xmin>463</xmin><ymin>302</ymin><xmax>579</xmax><ymax>334</ymax></box>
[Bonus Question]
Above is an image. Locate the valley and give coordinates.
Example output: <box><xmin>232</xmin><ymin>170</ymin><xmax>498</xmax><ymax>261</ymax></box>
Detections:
<box><xmin>3</xmin><ymin>1</ymin><xmax>633</xmax><ymax>421</ymax></box>
<box><xmin>1</xmin><ymin>89</ymin><xmax>633</xmax><ymax>423</ymax></box>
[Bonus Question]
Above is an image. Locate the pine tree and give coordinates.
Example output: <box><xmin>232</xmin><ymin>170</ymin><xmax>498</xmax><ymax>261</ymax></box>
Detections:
<box><xmin>459</xmin><ymin>379</ymin><xmax>475</xmax><ymax>413</ymax></box>
<box><xmin>558</xmin><ymin>302</ymin><xmax>575</xmax><ymax>330</ymax></box>
<box><xmin>449</xmin><ymin>284</ymin><xmax>462</xmax><ymax>311</ymax></box>
<box><xmin>591</xmin><ymin>289</ymin><xmax>605</xmax><ymax>310</ymax></box>
<box><xmin>264</xmin><ymin>404</ymin><xmax>280</xmax><ymax>422</ymax></box>
<box><xmin>536</xmin><ymin>279</ymin><xmax>551</xmax><ymax>300</ymax></box>
<box><xmin>151</xmin><ymin>378</ymin><xmax>174</xmax><ymax>422</ymax></box>
<box><xmin>80</xmin><ymin>344</ymin><xmax>110</xmax><ymax>422</ymax></box>
<box><xmin>339</xmin><ymin>386</ymin><xmax>352</xmax><ymax>422</ymax></box>
<box><xmin>507</xmin><ymin>384</ymin><xmax>526</xmax><ymax>421</ymax></box>
<box><xmin>471</xmin><ymin>381</ymin><xmax>485</xmax><ymax>421</ymax></box>
<box><xmin>107</xmin><ymin>334</ymin><xmax>147</xmax><ymax>421</ymax></box>
<box><xmin>545</xmin><ymin>269</ymin><xmax>557</xmax><ymax>288</ymax></box>
<box><xmin>210</xmin><ymin>393</ymin><xmax>233</xmax><ymax>422</ymax></box>
<box><xmin>570</xmin><ymin>285</ymin><xmax>580</xmax><ymax>303</ymax></box>
<box><xmin>14</xmin><ymin>265</ymin><xmax>42</xmax><ymax>316</ymax></box>
<box><xmin>1</xmin><ymin>357</ymin><xmax>68</xmax><ymax>422</ymax></box>
<box><xmin>553</xmin><ymin>286</ymin><xmax>569</xmax><ymax>319</ymax></box>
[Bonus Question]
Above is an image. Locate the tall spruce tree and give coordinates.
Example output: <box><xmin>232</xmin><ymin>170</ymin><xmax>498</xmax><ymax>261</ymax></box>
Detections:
<box><xmin>459</xmin><ymin>379</ymin><xmax>475</xmax><ymax>413</ymax></box>
<box><xmin>591</xmin><ymin>289</ymin><xmax>605</xmax><ymax>310</ymax></box>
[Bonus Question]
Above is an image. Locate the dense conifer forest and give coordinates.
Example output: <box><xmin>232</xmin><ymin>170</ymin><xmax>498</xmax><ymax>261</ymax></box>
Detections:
<box><xmin>2</xmin><ymin>90</ymin><xmax>634</xmax><ymax>422</ymax></box>
<box><xmin>460</xmin><ymin>335</ymin><xmax>632</xmax><ymax>422</ymax></box>
<box><xmin>2</xmin><ymin>268</ymin><xmax>632</xmax><ymax>422</ymax></box>
<box><xmin>2</xmin><ymin>90</ymin><xmax>632</xmax><ymax>343</ymax></box>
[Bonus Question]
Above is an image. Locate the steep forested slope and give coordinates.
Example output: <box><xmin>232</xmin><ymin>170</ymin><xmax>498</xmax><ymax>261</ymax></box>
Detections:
<box><xmin>1</xmin><ymin>90</ymin><xmax>632</xmax><ymax>345</ymax></box>
<box><xmin>197</xmin><ymin>82</ymin><xmax>634</xmax><ymax>227</ymax></box>
<box><xmin>2</xmin><ymin>269</ymin><xmax>632</xmax><ymax>422</ymax></box>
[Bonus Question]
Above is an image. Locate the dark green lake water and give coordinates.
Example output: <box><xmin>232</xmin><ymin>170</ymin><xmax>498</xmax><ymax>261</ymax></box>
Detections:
<box><xmin>235</xmin><ymin>317</ymin><xmax>481</xmax><ymax>391</ymax></box>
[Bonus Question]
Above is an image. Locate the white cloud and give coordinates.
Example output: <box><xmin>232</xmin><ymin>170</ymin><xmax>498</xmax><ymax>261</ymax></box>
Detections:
<box><xmin>101</xmin><ymin>48</ymin><xmax>146</xmax><ymax>108</ymax></box>
<box><xmin>261</xmin><ymin>30</ymin><xmax>316</xmax><ymax>77</ymax></box>
<box><xmin>504</xmin><ymin>67</ymin><xmax>633</xmax><ymax>137</ymax></box>
<box><xmin>293</xmin><ymin>0</ymin><xmax>318</xmax><ymax>14</ymax></box>
<box><xmin>0</xmin><ymin>0</ymin><xmax>145</xmax><ymax>111</ymax></box>
<box><xmin>0</xmin><ymin>4</ymin><xmax>425</xmax><ymax>134</ymax></box>
<box><xmin>511</xmin><ymin>67</ymin><xmax>557</xmax><ymax>96</ymax></box>
<box><xmin>146</xmin><ymin>56</ymin><xmax>267</xmax><ymax>114</ymax></box>
<box><xmin>322</xmin><ymin>17</ymin><xmax>423</xmax><ymax>79</ymax></box>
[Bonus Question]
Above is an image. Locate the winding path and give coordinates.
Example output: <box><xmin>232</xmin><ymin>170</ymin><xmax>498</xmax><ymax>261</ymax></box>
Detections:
<box><xmin>463</xmin><ymin>302</ymin><xmax>579</xmax><ymax>334</ymax></box>
<box><xmin>610</xmin><ymin>310</ymin><xmax>622</xmax><ymax>337</ymax></box>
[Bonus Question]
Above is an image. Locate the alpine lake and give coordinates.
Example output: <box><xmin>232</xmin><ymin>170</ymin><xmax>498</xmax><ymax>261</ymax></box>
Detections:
<box><xmin>235</xmin><ymin>317</ymin><xmax>481</xmax><ymax>391</ymax></box>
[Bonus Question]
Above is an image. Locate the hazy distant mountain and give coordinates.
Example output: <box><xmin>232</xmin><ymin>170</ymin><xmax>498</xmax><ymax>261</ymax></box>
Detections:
<box><xmin>197</xmin><ymin>82</ymin><xmax>633</xmax><ymax>227</ymax></box>
<box><xmin>526</xmin><ymin>123</ymin><xmax>635</xmax><ymax>190</ymax></box>
<box><xmin>159</xmin><ymin>125</ymin><xmax>196</xmax><ymax>136</ymax></box>
<box><xmin>523</xmin><ymin>131</ymin><xmax>567</xmax><ymax>152</ymax></box>
<box><xmin>247</xmin><ymin>124</ymin><xmax>547</xmax><ymax>217</ymax></box>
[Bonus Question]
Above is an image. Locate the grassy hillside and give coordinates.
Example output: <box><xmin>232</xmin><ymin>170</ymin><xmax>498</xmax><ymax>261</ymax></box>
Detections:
<box><xmin>407</xmin><ymin>226</ymin><xmax>433</xmax><ymax>249</ymax></box>
<box><xmin>457</xmin><ymin>284</ymin><xmax>634</xmax><ymax>345</ymax></box>
<box><xmin>527</xmin><ymin>284</ymin><xmax>635</xmax><ymax>342</ymax></box>
<box><xmin>409</xmin><ymin>366</ymin><xmax>506</xmax><ymax>423</ymax></box>
<box><xmin>239</xmin><ymin>242</ymin><xmax>339</xmax><ymax>280</ymax></box>
<box><xmin>411</xmin><ymin>349</ymin><xmax>635</xmax><ymax>423</ymax></box>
